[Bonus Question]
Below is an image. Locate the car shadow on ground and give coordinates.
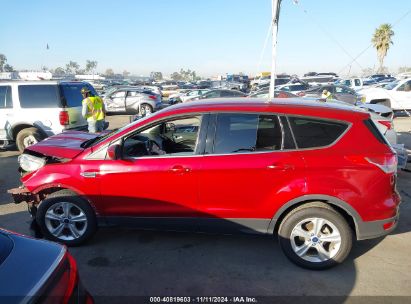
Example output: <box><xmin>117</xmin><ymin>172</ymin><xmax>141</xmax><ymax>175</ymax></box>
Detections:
<box><xmin>1</xmin><ymin>167</ymin><xmax>410</xmax><ymax>302</ymax></box>
<box><xmin>0</xmin><ymin>155</ymin><xmax>21</xmax><ymax>205</ymax></box>
<box><xmin>2</xmin><ymin>199</ymin><xmax>406</xmax><ymax>302</ymax></box>
<box><xmin>1</xmin><ymin>192</ymin><xmax>410</xmax><ymax>303</ymax></box>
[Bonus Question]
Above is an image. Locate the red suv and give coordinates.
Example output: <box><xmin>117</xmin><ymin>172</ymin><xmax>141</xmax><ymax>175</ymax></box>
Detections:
<box><xmin>9</xmin><ymin>99</ymin><xmax>400</xmax><ymax>269</ymax></box>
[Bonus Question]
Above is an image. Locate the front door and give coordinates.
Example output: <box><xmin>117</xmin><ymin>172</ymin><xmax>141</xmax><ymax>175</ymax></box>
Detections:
<box><xmin>107</xmin><ymin>90</ymin><xmax>126</xmax><ymax>112</ymax></box>
<box><xmin>98</xmin><ymin>115</ymin><xmax>205</xmax><ymax>227</ymax></box>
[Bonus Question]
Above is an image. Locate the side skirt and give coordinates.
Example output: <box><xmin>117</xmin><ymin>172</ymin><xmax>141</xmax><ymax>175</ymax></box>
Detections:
<box><xmin>97</xmin><ymin>217</ymin><xmax>271</xmax><ymax>235</ymax></box>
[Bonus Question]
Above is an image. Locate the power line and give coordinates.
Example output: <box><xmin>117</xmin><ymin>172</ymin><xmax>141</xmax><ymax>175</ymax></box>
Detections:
<box><xmin>337</xmin><ymin>8</ymin><xmax>411</xmax><ymax>75</ymax></box>
<box><xmin>292</xmin><ymin>0</ymin><xmax>365</xmax><ymax>73</ymax></box>
<box><xmin>256</xmin><ymin>20</ymin><xmax>273</xmax><ymax>74</ymax></box>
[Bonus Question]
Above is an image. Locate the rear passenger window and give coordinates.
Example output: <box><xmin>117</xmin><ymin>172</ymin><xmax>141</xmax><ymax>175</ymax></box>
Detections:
<box><xmin>288</xmin><ymin>117</ymin><xmax>347</xmax><ymax>148</ymax></box>
<box><xmin>0</xmin><ymin>86</ymin><xmax>13</xmax><ymax>108</ymax></box>
<box><xmin>60</xmin><ymin>83</ymin><xmax>97</xmax><ymax>108</ymax></box>
<box><xmin>213</xmin><ymin>113</ymin><xmax>282</xmax><ymax>154</ymax></box>
<box><xmin>18</xmin><ymin>85</ymin><xmax>60</xmax><ymax>108</ymax></box>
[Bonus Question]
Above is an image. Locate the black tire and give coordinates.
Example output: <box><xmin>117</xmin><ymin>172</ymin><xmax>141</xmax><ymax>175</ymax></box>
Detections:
<box><xmin>278</xmin><ymin>202</ymin><xmax>353</xmax><ymax>270</ymax></box>
<box><xmin>36</xmin><ymin>190</ymin><xmax>97</xmax><ymax>246</ymax></box>
<box><xmin>16</xmin><ymin>127</ymin><xmax>45</xmax><ymax>152</ymax></box>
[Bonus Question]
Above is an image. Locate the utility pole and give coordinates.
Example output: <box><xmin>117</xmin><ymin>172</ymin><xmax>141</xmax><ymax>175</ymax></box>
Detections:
<box><xmin>269</xmin><ymin>0</ymin><xmax>282</xmax><ymax>99</ymax></box>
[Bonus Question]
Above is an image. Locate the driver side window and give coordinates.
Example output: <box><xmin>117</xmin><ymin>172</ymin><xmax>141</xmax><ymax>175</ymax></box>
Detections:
<box><xmin>122</xmin><ymin>116</ymin><xmax>202</xmax><ymax>158</ymax></box>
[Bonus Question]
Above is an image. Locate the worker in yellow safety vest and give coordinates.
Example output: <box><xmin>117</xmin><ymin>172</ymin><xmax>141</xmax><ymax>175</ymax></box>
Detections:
<box><xmin>321</xmin><ymin>89</ymin><xmax>333</xmax><ymax>100</ymax></box>
<box><xmin>81</xmin><ymin>87</ymin><xmax>106</xmax><ymax>133</ymax></box>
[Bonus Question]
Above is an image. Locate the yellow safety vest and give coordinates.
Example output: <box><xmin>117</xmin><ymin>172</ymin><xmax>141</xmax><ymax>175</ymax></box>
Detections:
<box><xmin>82</xmin><ymin>96</ymin><xmax>104</xmax><ymax>122</ymax></box>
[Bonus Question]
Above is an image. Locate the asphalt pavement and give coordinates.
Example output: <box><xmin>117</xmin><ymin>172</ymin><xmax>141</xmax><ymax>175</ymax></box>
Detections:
<box><xmin>0</xmin><ymin>115</ymin><xmax>410</xmax><ymax>303</ymax></box>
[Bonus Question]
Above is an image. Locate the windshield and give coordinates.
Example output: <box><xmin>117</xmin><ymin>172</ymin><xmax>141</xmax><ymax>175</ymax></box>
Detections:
<box><xmin>384</xmin><ymin>80</ymin><xmax>399</xmax><ymax>90</ymax></box>
<box><xmin>85</xmin><ymin>114</ymin><xmax>155</xmax><ymax>148</ymax></box>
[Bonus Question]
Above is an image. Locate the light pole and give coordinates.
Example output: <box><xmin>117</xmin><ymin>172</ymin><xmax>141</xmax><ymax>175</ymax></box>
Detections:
<box><xmin>269</xmin><ymin>0</ymin><xmax>282</xmax><ymax>99</ymax></box>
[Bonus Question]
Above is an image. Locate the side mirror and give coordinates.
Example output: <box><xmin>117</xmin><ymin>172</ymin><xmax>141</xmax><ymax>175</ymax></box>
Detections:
<box><xmin>107</xmin><ymin>144</ymin><xmax>121</xmax><ymax>160</ymax></box>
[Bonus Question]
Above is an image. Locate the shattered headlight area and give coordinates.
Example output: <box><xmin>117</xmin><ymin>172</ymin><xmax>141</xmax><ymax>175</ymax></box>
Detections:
<box><xmin>18</xmin><ymin>154</ymin><xmax>46</xmax><ymax>173</ymax></box>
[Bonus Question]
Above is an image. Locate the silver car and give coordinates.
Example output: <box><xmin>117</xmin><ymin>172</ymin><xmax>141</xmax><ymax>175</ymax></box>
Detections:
<box><xmin>103</xmin><ymin>87</ymin><xmax>161</xmax><ymax>115</ymax></box>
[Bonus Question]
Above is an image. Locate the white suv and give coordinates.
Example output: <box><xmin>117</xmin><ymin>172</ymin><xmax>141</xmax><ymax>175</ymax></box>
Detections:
<box><xmin>0</xmin><ymin>81</ymin><xmax>93</xmax><ymax>152</ymax></box>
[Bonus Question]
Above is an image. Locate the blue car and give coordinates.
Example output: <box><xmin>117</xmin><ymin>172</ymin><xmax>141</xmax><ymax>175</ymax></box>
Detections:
<box><xmin>0</xmin><ymin>228</ymin><xmax>93</xmax><ymax>304</ymax></box>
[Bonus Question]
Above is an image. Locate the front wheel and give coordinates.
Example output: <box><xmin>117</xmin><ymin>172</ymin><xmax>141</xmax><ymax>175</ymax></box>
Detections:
<box><xmin>36</xmin><ymin>190</ymin><xmax>97</xmax><ymax>246</ymax></box>
<box><xmin>278</xmin><ymin>202</ymin><xmax>353</xmax><ymax>270</ymax></box>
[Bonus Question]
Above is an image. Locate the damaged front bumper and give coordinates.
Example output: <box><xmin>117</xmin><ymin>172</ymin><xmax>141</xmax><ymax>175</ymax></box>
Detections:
<box><xmin>8</xmin><ymin>186</ymin><xmax>39</xmax><ymax>205</ymax></box>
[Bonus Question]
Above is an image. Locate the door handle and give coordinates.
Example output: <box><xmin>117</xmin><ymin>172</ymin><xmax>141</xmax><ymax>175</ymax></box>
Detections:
<box><xmin>267</xmin><ymin>164</ymin><xmax>294</xmax><ymax>170</ymax></box>
<box><xmin>169</xmin><ymin>165</ymin><xmax>191</xmax><ymax>173</ymax></box>
<box><xmin>80</xmin><ymin>171</ymin><xmax>98</xmax><ymax>178</ymax></box>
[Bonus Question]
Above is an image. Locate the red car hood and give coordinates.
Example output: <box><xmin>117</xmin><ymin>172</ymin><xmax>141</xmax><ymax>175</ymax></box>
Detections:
<box><xmin>26</xmin><ymin>131</ymin><xmax>103</xmax><ymax>159</ymax></box>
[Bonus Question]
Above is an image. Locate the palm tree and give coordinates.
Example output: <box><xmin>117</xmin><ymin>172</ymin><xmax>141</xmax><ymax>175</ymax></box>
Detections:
<box><xmin>372</xmin><ymin>24</ymin><xmax>394</xmax><ymax>73</ymax></box>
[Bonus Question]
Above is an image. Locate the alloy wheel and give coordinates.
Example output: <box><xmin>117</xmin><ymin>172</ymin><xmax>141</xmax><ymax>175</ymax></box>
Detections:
<box><xmin>290</xmin><ymin>217</ymin><xmax>342</xmax><ymax>263</ymax></box>
<box><xmin>44</xmin><ymin>201</ymin><xmax>88</xmax><ymax>241</ymax></box>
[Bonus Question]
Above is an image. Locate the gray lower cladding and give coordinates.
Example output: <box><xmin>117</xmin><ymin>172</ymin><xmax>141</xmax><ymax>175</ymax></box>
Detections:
<box><xmin>355</xmin><ymin>214</ymin><xmax>399</xmax><ymax>240</ymax></box>
<box><xmin>98</xmin><ymin>217</ymin><xmax>272</xmax><ymax>235</ymax></box>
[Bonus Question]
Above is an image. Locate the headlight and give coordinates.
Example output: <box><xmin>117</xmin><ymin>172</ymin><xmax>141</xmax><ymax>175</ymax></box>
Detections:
<box><xmin>18</xmin><ymin>154</ymin><xmax>46</xmax><ymax>172</ymax></box>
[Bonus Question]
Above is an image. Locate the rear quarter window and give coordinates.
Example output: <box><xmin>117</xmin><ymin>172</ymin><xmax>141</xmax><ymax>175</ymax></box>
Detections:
<box><xmin>18</xmin><ymin>85</ymin><xmax>60</xmax><ymax>108</ymax></box>
<box><xmin>363</xmin><ymin>119</ymin><xmax>389</xmax><ymax>145</ymax></box>
<box><xmin>288</xmin><ymin>116</ymin><xmax>348</xmax><ymax>149</ymax></box>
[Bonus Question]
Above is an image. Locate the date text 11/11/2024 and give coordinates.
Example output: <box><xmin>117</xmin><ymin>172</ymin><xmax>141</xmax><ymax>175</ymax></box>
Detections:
<box><xmin>149</xmin><ymin>296</ymin><xmax>258</xmax><ymax>303</ymax></box>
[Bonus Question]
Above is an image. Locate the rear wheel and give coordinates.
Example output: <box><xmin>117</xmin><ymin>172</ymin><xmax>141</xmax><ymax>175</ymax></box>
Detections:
<box><xmin>278</xmin><ymin>202</ymin><xmax>352</xmax><ymax>270</ymax></box>
<box><xmin>140</xmin><ymin>103</ymin><xmax>153</xmax><ymax>116</ymax></box>
<box><xmin>16</xmin><ymin>127</ymin><xmax>45</xmax><ymax>152</ymax></box>
<box><xmin>36</xmin><ymin>190</ymin><xmax>97</xmax><ymax>246</ymax></box>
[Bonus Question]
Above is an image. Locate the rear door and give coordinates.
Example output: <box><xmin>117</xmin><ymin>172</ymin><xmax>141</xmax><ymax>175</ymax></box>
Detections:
<box><xmin>197</xmin><ymin>113</ymin><xmax>306</xmax><ymax>233</ymax></box>
<box><xmin>0</xmin><ymin>85</ymin><xmax>14</xmax><ymax>141</ymax></box>
<box><xmin>17</xmin><ymin>84</ymin><xmax>63</xmax><ymax>135</ymax></box>
<box><xmin>59</xmin><ymin>83</ymin><xmax>90</xmax><ymax>129</ymax></box>
<box><xmin>125</xmin><ymin>90</ymin><xmax>142</xmax><ymax>113</ymax></box>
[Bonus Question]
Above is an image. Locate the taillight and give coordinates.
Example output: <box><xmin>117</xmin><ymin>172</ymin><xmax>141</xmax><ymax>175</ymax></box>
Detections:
<box><xmin>378</xmin><ymin>120</ymin><xmax>393</xmax><ymax>130</ymax></box>
<box><xmin>346</xmin><ymin>153</ymin><xmax>397</xmax><ymax>174</ymax></box>
<box><xmin>365</xmin><ymin>154</ymin><xmax>397</xmax><ymax>174</ymax></box>
<box><xmin>59</xmin><ymin>110</ymin><xmax>69</xmax><ymax>126</ymax></box>
<box><xmin>42</xmin><ymin>250</ymin><xmax>78</xmax><ymax>304</ymax></box>
<box><xmin>148</xmin><ymin>95</ymin><xmax>157</xmax><ymax>100</ymax></box>
<box><xmin>64</xmin><ymin>253</ymin><xmax>79</xmax><ymax>303</ymax></box>
<box><xmin>297</xmin><ymin>92</ymin><xmax>306</xmax><ymax>97</ymax></box>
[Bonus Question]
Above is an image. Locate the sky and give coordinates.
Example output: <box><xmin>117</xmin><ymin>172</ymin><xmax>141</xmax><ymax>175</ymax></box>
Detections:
<box><xmin>0</xmin><ymin>0</ymin><xmax>410</xmax><ymax>78</ymax></box>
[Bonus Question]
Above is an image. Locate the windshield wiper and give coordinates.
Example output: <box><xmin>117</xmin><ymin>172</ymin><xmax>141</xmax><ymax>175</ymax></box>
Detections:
<box><xmin>81</xmin><ymin>129</ymin><xmax>119</xmax><ymax>148</ymax></box>
<box><xmin>231</xmin><ymin>147</ymin><xmax>256</xmax><ymax>153</ymax></box>
<box><xmin>80</xmin><ymin>136</ymin><xmax>101</xmax><ymax>148</ymax></box>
